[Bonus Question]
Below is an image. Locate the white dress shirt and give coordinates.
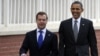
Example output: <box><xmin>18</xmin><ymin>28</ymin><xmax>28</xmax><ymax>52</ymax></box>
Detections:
<box><xmin>72</xmin><ymin>17</ymin><xmax>81</xmax><ymax>32</ymax></box>
<box><xmin>37</xmin><ymin>28</ymin><xmax>46</xmax><ymax>41</ymax></box>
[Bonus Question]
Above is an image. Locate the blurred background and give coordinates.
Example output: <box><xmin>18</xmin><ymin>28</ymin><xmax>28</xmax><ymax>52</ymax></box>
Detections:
<box><xmin>0</xmin><ymin>0</ymin><xmax>100</xmax><ymax>56</ymax></box>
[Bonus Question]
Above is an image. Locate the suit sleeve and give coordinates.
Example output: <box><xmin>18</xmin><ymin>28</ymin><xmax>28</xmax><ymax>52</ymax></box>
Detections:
<box><xmin>19</xmin><ymin>33</ymin><xmax>29</xmax><ymax>56</ymax></box>
<box><xmin>88</xmin><ymin>21</ymin><xmax>98</xmax><ymax>56</ymax></box>
<box><xmin>58</xmin><ymin>22</ymin><xmax>64</xmax><ymax>56</ymax></box>
<box><xmin>51</xmin><ymin>34</ymin><xmax>58</xmax><ymax>56</ymax></box>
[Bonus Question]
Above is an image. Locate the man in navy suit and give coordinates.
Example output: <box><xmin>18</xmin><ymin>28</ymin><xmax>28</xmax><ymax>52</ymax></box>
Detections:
<box><xmin>59</xmin><ymin>1</ymin><xmax>98</xmax><ymax>56</ymax></box>
<box><xmin>19</xmin><ymin>12</ymin><xmax>58</xmax><ymax>56</ymax></box>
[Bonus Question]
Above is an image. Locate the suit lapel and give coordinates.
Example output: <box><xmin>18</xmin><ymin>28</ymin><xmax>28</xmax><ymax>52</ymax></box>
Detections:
<box><xmin>77</xmin><ymin>18</ymin><xmax>85</xmax><ymax>42</ymax></box>
<box><xmin>69</xmin><ymin>18</ymin><xmax>86</xmax><ymax>43</ymax></box>
<box><xmin>69</xmin><ymin>19</ymin><xmax>75</xmax><ymax>42</ymax></box>
<box><xmin>31</xmin><ymin>29</ymin><xmax>51</xmax><ymax>49</ymax></box>
<box><xmin>30</xmin><ymin>30</ymin><xmax>39</xmax><ymax>49</ymax></box>
<box><xmin>34</xmin><ymin>30</ymin><xmax>39</xmax><ymax>48</ymax></box>
<box><xmin>40</xmin><ymin>30</ymin><xmax>51</xmax><ymax>48</ymax></box>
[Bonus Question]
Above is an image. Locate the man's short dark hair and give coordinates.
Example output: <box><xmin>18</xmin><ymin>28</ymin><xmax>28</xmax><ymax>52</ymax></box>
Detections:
<box><xmin>36</xmin><ymin>11</ymin><xmax>48</xmax><ymax>20</ymax></box>
<box><xmin>71</xmin><ymin>1</ymin><xmax>83</xmax><ymax>9</ymax></box>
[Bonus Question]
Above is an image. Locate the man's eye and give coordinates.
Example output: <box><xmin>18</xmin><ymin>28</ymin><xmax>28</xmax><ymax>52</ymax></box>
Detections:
<box><xmin>76</xmin><ymin>8</ymin><xmax>80</xmax><ymax>10</ymax></box>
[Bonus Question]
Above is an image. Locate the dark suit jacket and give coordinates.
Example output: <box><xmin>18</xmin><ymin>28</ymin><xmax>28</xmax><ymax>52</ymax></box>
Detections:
<box><xmin>59</xmin><ymin>18</ymin><xmax>98</xmax><ymax>56</ymax></box>
<box><xmin>19</xmin><ymin>29</ymin><xmax>58</xmax><ymax>56</ymax></box>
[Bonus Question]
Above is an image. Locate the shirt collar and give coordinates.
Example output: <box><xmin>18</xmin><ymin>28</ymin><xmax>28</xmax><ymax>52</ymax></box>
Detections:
<box><xmin>37</xmin><ymin>28</ymin><xmax>46</xmax><ymax>33</ymax></box>
<box><xmin>72</xmin><ymin>16</ymin><xmax>81</xmax><ymax>22</ymax></box>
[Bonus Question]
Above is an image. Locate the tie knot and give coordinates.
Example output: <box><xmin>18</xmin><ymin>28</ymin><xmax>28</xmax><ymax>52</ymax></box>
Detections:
<box><xmin>74</xmin><ymin>20</ymin><xmax>78</xmax><ymax>23</ymax></box>
<box><xmin>39</xmin><ymin>30</ymin><xmax>43</xmax><ymax>33</ymax></box>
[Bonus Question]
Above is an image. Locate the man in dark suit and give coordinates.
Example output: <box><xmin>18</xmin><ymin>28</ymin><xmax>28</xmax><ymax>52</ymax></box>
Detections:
<box><xmin>59</xmin><ymin>1</ymin><xmax>98</xmax><ymax>56</ymax></box>
<box><xmin>19</xmin><ymin>12</ymin><xmax>58</xmax><ymax>56</ymax></box>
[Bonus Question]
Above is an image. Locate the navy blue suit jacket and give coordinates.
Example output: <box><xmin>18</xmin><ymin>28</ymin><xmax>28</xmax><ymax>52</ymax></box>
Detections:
<box><xmin>19</xmin><ymin>29</ymin><xmax>58</xmax><ymax>56</ymax></box>
<box><xmin>59</xmin><ymin>18</ymin><xmax>98</xmax><ymax>56</ymax></box>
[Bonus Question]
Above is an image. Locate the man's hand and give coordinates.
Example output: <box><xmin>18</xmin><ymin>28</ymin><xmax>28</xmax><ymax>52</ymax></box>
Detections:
<box><xmin>21</xmin><ymin>53</ymin><xmax>27</xmax><ymax>56</ymax></box>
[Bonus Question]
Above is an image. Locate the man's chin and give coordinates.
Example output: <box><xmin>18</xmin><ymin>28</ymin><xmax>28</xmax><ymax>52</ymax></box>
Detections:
<box><xmin>38</xmin><ymin>27</ymin><xmax>45</xmax><ymax>29</ymax></box>
<box><xmin>73</xmin><ymin>16</ymin><xmax>79</xmax><ymax>19</ymax></box>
